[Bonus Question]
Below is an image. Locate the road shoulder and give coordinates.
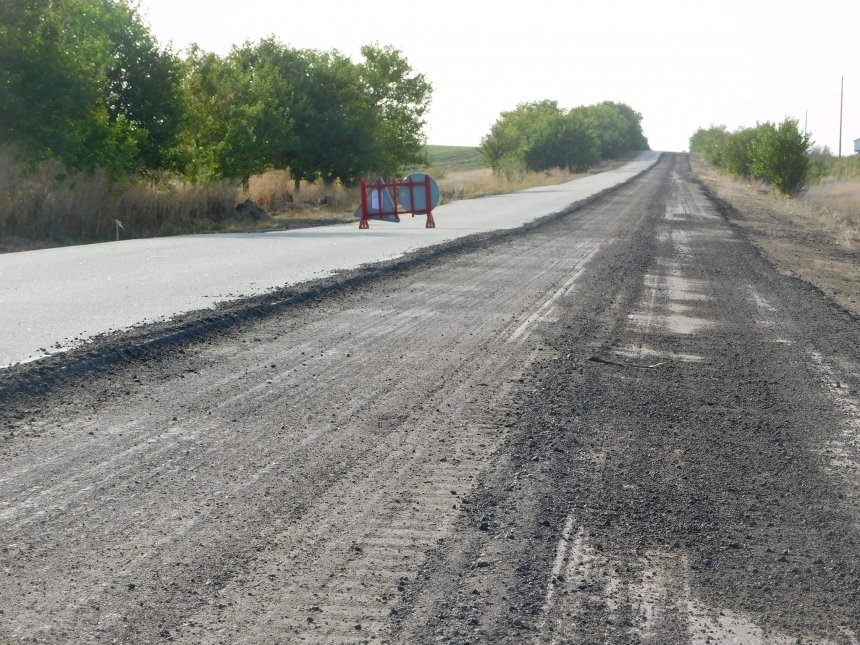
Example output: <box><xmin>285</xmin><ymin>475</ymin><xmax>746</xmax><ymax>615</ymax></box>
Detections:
<box><xmin>690</xmin><ymin>154</ymin><xmax>860</xmax><ymax>318</ymax></box>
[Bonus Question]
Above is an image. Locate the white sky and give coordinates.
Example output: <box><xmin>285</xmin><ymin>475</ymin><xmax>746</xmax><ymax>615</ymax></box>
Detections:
<box><xmin>138</xmin><ymin>0</ymin><xmax>859</xmax><ymax>153</ymax></box>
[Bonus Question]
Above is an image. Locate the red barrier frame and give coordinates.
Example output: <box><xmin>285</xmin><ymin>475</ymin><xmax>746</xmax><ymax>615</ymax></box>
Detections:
<box><xmin>358</xmin><ymin>175</ymin><xmax>436</xmax><ymax>229</ymax></box>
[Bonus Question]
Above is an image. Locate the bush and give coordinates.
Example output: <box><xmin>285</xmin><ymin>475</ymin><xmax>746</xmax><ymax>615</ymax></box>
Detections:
<box><xmin>721</xmin><ymin>126</ymin><xmax>758</xmax><ymax>178</ymax></box>
<box><xmin>749</xmin><ymin>118</ymin><xmax>811</xmax><ymax>195</ymax></box>
<box><xmin>525</xmin><ymin>109</ymin><xmax>600</xmax><ymax>172</ymax></box>
<box><xmin>692</xmin><ymin>118</ymin><xmax>812</xmax><ymax>196</ymax></box>
<box><xmin>689</xmin><ymin>126</ymin><xmax>729</xmax><ymax>166</ymax></box>
<box><xmin>806</xmin><ymin>146</ymin><xmax>860</xmax><ymax>183</ymax></box>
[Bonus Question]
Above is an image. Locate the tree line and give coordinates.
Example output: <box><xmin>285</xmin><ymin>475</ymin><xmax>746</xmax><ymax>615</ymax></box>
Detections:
<box><xmin>479</xmin><ymin>100</ymin><xmax>649</xmax><ymax>176</ymax></box>
<box><xmin>689</xmin><ymin>118</ymin><xmax>812</xmax><ymax>195</ymax></box>
<box><xmin>0</xmin><ymin>0</ymin><xmax>432</xmax><ymax>185</ymax></box>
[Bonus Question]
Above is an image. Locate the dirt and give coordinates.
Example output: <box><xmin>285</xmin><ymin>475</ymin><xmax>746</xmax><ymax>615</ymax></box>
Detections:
<box><xmin>1</xmin><ymin>154</ymin><xmax>859</xmax><ymax>643</ymax></box>
<box><xmin>690</xmin><ymin>154</ymin><xmax>860</xmax><ymax>318</ymax></box>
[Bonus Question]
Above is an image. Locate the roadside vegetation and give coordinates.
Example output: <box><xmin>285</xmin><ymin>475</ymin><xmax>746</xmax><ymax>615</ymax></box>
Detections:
<box><xmin>689</xmin><ymin>119</ymin><xmax>812</xmax><ymax>195</ymax></box>
<box><xmin>690</xmin><ymin>119</ymin><xmax>860</xmax><ymax>232</ymax></box>
<box><xmin>479</xmin><ymin>100</ymin><xmax>649</xmax><ymax>178</ymax></box>
<box><xmin>0</xmin><ymin>1</ymin><xmax>651</xmax><ymax>252</ymax></box>
<box><xmin>0</xmin><ymin>0</ymin><xmax>430</xmax><ymax>248</ymax></box>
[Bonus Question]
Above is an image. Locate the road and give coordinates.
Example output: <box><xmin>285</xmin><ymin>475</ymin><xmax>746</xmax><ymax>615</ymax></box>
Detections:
<box><xmin>1</xmin><ymin>154</ymin><xmax>859</xmax><ymax>643</ymax></box>
<box><xmin>0</xmin><ymin>153</ymin><xmax>658</xmax><ymax>368</ymax></box>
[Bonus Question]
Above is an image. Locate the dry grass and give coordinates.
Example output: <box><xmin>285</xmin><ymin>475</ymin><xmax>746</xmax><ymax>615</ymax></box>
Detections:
<box><xmin>0</xmin><ymin>149</ymin><xmax>239</xmax><ymax>250</ymax></box>
<box><xmin>237</xmin><ymin>167</ymin><xmax>593</xmax><ymax>226</ymax></box>
<box><xmin>243</xmin><ymin>159</ymin><xmax>628</xmax><ymax>222</ymax></box>
<box><xmin>241</xmin><ymin>170</ymin><xmax>360</xmax><ymax>221</ymax></box>
<box><xmin>690</xmin><ymin>154</ymin><xmax>860</xmax><ymax>245</ymax></box>
<box><xmin>802</xmin><ymin>180</ymin><xmax>860</xmax><ymax>235</ymax></box>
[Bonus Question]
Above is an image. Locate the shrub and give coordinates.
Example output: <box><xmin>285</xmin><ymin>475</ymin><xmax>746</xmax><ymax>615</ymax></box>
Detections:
<box><xmin>806</xmin><ymin>147</ymin><xmax>860</xmax><ymax>183</ymax></box>
<box><xmin>525</xmin><ymin>109</ymin><xmax>600</xmax><ymax>172</ymax></box>
<box><xmin>749</xmin><ymin>118</ymin><xmax>812</xmax><ymax>195</ymax></box>
<box><xmin>721</xmin><ymin>126</ymin><xmax>758</xmax><ymax>178</ymax></box>
<box><xmin>689</xmin><ymin>126</ymin><xmax>730</xmax><ymax>167</ymax></box>
<box><xmin>692</xmin><ymin>119</ymin><xmax>813</xmax><ymax>196</ymax></box>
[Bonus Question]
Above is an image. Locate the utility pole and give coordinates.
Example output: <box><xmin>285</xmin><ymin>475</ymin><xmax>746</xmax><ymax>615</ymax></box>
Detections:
<box><xmin>804</xmin><ymin>109</ymin><xmax>807</xmax><ymax>135</ymax></box>
<box><xmin>839</xmin><ymin>76</ymin><xmax>844</xmax><ymax>157</ymax></box>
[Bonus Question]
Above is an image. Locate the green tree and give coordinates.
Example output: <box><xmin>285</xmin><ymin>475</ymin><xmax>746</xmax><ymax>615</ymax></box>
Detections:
<box><xmin>359</xmin><ymin>44</ymin><xmax>432</xmax><ymax>181</ymax></box>
<box><xmin>0</xmin><ymin>0</ymin><xmax>114</xmax><ymax>167</ymax></box>
<box><xmin>274</xmin><ymin>46</ymin><xmax>376</xmax><ymax>187</ymax></box>
<box><xmin>581</xmin><ymin>102</ymin><xmax>649</xmax><ymax>158</ymax></box>
<box><xmin>689</xmin><ymin>125</ymin><xmax>730</xmax><ymax>166</ymax></box>
<box><xmin>600</xmin><ymin>101</ymin><xmax>649</xmax><ymax>152</ymax></box>
<box><xmin>102</xmin><ymin>1</ymin><xmax>186</xmax><ymax>171</ymax></box>
<box><xmin>479</xmin><ymin>120</ymin><xmax>524</xmax><ymax>173</ymax></box>
<box><xmin>749</xmin><ymin>118</ymin><xmax>812</xmax><ymax>195</ymax></box>
<box><xmin>721</xmin><ymin>126</ymin><xmax>758</xmax><ymax>178</ymax></box>
<box><xmin>183</xmin><ymin>42</ymin><xmax>297</xmax><ymax>183</ymax></box>
<box><xmin>182</xmin><ymin>39</ymin><xmax>432</xmax><ymax>186</ymax></box>
<box><xmin>525</xmin><ymin>108</ymin><xmax>600</xmax><ymax>172</ymax></box>
<box><xmin>581</xmin><ymin>103</ymin><xmax>629</xmax><ymax>159</ymax></box>
<box><xmin>0</xmin><ymin>0</ymin><xmax>184</xmax><ymax>175</ymax></box>
<box><xmin>479</xmin><ymin>100</ymin><xmax>565</xmax><ymax>174</ymax></box>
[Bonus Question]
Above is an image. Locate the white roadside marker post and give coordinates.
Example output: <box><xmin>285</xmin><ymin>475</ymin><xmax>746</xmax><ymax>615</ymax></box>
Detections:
<box><xmin>115</xmin><ymin>219</ymin><xmax>124</xmax><ymax>241</ymax></box>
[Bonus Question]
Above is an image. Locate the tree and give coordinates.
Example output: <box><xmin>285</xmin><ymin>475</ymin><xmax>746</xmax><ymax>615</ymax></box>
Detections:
<box><xmin>581</xmin><ymin>103</ymin><xmax>629</xmax><ymax>159</ymax></box>
<box><xmin>600</xmin><ymin>101</ymin><xmax>649</xmax><ymax>152</ymax></box>
<box><xmin>479</xmin><ymin>100</ymin><xmax>565</xmax><ymax>174</ymax></box>
<box><xmin>580</xmin><ymin>102</ymin><xmax>649</xmax><ymax>159</ymax></box>
<box><xmin>182</xmin><ymin>43</ymin><xmax>296</xmax><ymax>183</ymax></box>
<box><xmin>689</xmin><ymin>125</ymin><xmax>730</xmax><ymax>166</ymax></box>
<box><xmin>181</xmin><ymin>39</ymin><xmax>432</xmax><ymax>186</ymax></box>
<box><xmin>278</xmin><ymin>47</ymin><xmax>377</xmax><ymax>187</ymax></box>
<box><xmin>749</xmin><ymin>118</ymin><xmax>812</xmax><ymax>195</ymax></box>
<box><xmin>720</xmin><ymin>126</ymin><xmax>758</xmax><ymax>178</ymax></box>
<box><xmin>0</xmin><ymin>0</ymin><xmax>115</xmax><ymax>167</ymax></box>
<box><xmin>0</xmin><ymin>0</ymin><xmax>185</xmax><ymax>175</ymax></box>
<box><xmin>525</xmin><ymin>108</ymin><xmax>599</xmax><ymax>172</ymax></box>
<box><xmin>102</xmin><ymin>1</ymin><xmax>185</xmax><ymax>171</ymax></box>
<box><xmin>359</xmin><ymin>44</ymin><xmax>432</xmax><ymax>181</ymax></box>
<box><xmin>480</xmin><ymin>120</ymin><xmax>525</xmax><ymax>172</ymax></box>
<box><xmin>480</xmin><ymin>100</ymin><xmax>630</xmax><ymax>175</ymax></box>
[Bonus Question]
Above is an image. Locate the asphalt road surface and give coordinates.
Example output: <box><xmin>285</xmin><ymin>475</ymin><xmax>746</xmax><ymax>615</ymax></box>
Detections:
<box><xmin>0</xmin><ymin>153</ymin><xmax>659</xmax><ymax>368</ymax></box>
<box><xmin>1</xmin><ymin>154</ymin><xmax>859</xmax><ymax>644</ymax></box>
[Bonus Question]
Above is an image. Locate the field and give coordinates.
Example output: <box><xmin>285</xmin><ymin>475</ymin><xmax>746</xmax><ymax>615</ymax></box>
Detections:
<box><xmin>424</xmin><ymin>144</ymin><xmax>485</xmax><ymax>171</ymax></box>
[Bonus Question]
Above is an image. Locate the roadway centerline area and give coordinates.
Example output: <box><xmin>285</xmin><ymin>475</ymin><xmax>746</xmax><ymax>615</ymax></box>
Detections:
<box><xmin>2</xmin><ymin>155</ymin><xmax>860</xmax><ymax>644</ymax></box>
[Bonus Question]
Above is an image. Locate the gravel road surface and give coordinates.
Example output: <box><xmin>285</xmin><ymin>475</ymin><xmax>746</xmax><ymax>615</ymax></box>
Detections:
<box><xmin>0</xmin><ymin>153</ymin><xmax>658</xmax><ymax>368</ymax></box>
<box><xmin>1</xmin><ymin>154</ymin><xmax>859</xmax><ymax>644</ymax></box>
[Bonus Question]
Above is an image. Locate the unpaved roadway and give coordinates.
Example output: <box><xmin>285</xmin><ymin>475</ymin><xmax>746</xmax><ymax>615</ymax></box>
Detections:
<box><xmin>1</xmin><ymin>154</ymin><xmax>859</xmax><ymax>644</ymax></box>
